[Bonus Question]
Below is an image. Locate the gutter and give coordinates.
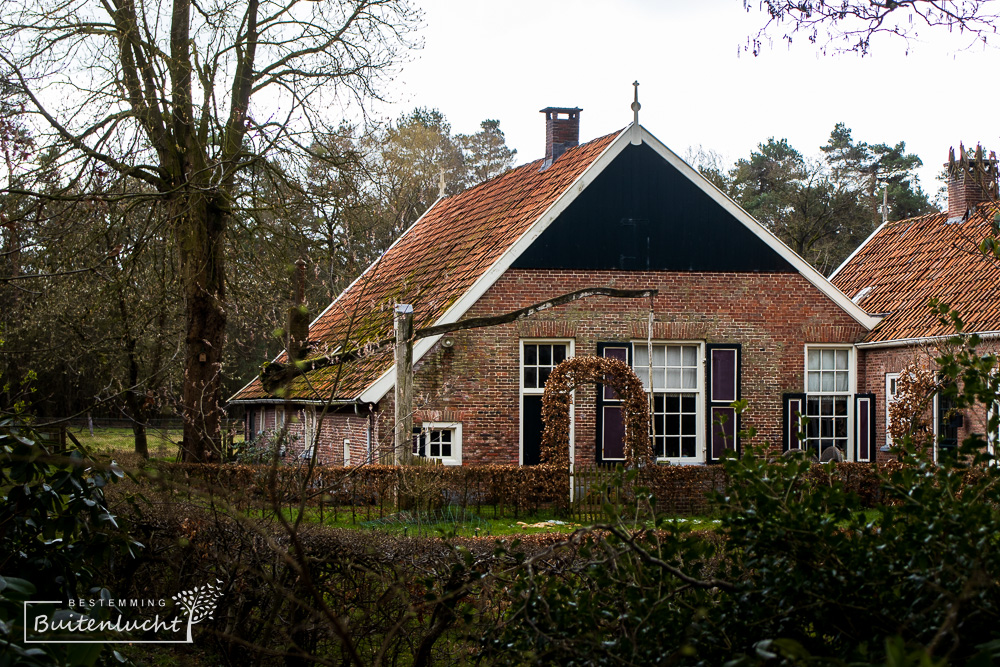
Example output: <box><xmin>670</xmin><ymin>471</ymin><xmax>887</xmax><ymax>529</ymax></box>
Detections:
<box><xmin>226</xmin><ymin>398</ymin><xmax>354</xmax><ymax>406</ymax></box>
<box><xmin>856</xmin><ymin>330</ymin><xmax>1000</xmax><ymax>349</ymax></box>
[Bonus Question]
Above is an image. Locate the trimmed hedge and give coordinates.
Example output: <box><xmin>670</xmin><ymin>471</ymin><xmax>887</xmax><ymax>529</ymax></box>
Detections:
<box><xmin>144</xmin><ymin>459</ymin><xmax>916</xmax><ymax>519</ymax></box>
<box><xmin>150</xmin><ymin>461</ymin><xmax>567</xmax><ymax>519</ymax></box>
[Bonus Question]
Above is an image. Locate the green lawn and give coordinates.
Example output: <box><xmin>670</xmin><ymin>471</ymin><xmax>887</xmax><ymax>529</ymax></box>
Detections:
<box><xmin>249</xmin><ymin>505</ymin><xmax>720</xmax><ymax>538</ymax></box>
<box><xmin>69</xmin><ymin>426</ymin><xmax>182</xmax><ymax>459</ymax></box>
<box><xmin>68</xmin><ymin>426</ymin><xmax>244</xmax><ymax>460</ymax></box>
<box><xmin>251</xmin><ymin>505</ymin><xmax>582</xmax><ymax>537</ymax></box>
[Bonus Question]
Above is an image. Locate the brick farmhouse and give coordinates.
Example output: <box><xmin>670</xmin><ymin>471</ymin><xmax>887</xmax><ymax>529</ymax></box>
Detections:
<box><xmin>831</xmin><ymin>144</ymin><xmax>1000</xmax><ymax>461</ymax></box>
<box><xmin>229</xmin><ymin>109</ymin><xmax>998</xmax><ymax>467</ymax></box>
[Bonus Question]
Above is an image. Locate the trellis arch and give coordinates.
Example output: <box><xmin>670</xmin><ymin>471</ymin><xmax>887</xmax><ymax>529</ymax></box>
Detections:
<box><xmin>540</xmin><ymin>356</ymin><xmax>653</xmax><ymax>468</ymax></box>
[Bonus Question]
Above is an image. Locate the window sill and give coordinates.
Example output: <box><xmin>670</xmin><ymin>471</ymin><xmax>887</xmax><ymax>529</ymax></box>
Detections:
<box><xmin>656</xmin><ymin>459</ymin><xmax>706</xmax><ymax>466</ymax></box>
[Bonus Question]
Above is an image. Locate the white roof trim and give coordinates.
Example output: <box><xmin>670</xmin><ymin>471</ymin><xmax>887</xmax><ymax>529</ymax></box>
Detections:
<box><xmin>227</xmin><ymin>398</ymin><xmax>348</xmax><ymax>406</ymax></box>
<box><xmin>358</xmin><ymin>127</ymin><xmax>632</xmax><ymax>403</ymax></box>
<box><xmin>226</xmin><ymin>196</ymin><xmax>446</xmax><ymax>404</ymax></box>
<box><xmin>857</xmin><ymin>329</ymin><xmax>1000</xmax><ymax>349</ymax></box>
<box><xmin>357</xmin><ymin>122</ymin><xmax>877</xmax><ymax>403</ymax></box>
<box><xmin>635</xmin><ymin>126</ymin><xmax>880</xmax><ymax>330</ymax></box>
<box><xmin>828</xmin><ymin>219</ymin><xmax>888</xmax><ymax>281</ymax></box>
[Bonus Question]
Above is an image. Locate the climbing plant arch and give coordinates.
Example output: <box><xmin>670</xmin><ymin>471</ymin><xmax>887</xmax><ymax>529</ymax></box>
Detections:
<box><xmin>540</xmin><ymin>356</ymin><xmax>653</xmax><ymax>468</ymax></box>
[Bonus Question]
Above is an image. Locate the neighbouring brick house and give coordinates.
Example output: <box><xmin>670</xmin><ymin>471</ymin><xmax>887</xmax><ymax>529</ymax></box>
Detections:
<box><xmin>228</xmin><ymin>105</ymin><xmax>882</xmax><ymax>467</ymax></box>
<box><xmin>831</xmin><ymin>144</ymin><xmax>1000</xmax><ymax>461</ymax></box>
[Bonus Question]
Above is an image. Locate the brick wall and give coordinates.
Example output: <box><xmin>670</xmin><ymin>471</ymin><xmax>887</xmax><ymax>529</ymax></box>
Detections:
<box><xmin>313</xmin><ymin>409</ymin><xmax>372</xmax><ymax>466</ymax></box>
<box><xmin>384</xmin><ymin>268</ymin><xmax>869</xmax><ymax>466</ymax></box>
<box><xmin>859</xmin><ymin>340</ymin><xmax>999</xmax><ymax>459</ymax></box>
<box><xmin>253</xmin><ymin>405</ymin><xmax>376</xmax><ymax>467</ymax></box>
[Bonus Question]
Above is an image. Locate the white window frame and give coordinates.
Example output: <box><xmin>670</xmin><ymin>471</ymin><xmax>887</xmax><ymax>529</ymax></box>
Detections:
<box><xmin>519</xmin><ymin>339</ymin><xmax>575</xmax><ymax>466</ymax></box>
<box><xmin>803</xmin><ymin>345</ymin><xmax>857</xmax><ymax>461</ymax></box>
<box><xmin>415</xmin><ymin>421</ymin><xmax>462</xmax><ymax>466</ymax></box>
<box><xmin>932</xmin><ymin>382</ymin><xmax>963</xmax><ymax>463</ymax></box>
<box><xmin>988</xmin><ymin>402</ymin><xmax>998</xmax><ymax>464</ymax></box>
<box><xmin>885</xmin><ymin>372</ymin><xmax>900</xmax><ymax>450</ymax></box>
<box><xmin>633</xmin><ymin>340</ymin><xmax>705</xmax><ymax>465</ymax></box>
<box><xmin>299</xmin><ymin>407</ymin><xmax>317</xmax><ymax>461</ymax></box>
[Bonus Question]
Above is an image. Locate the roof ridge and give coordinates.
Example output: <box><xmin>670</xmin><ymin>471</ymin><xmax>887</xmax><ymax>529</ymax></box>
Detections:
<box><xmin>438</xmin><ymin>129</ymin><xmax>624</xmax><ymax>202</ymax></box>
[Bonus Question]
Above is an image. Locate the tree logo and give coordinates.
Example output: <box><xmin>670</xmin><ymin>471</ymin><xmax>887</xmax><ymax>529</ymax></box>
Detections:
<box><xmin>171</xmin><ymin>579</ymin><xmax>225</xmax><ymax>643</ymax></box>
<box><xmin>24</xmin><ymin>579</ymin><xmax>226</xmax><ymax>644</ymax></box>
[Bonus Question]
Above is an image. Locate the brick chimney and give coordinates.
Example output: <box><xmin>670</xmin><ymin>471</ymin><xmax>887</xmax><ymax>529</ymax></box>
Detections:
<box><xmin>946</xmin><ymin>143</ymin><xmax>999</xmax><ymax>220</ymax></box>
<box><xmin>540</xmin><ymin>107</ymin><xmax>582</xmax><ymax>169</ymax></box>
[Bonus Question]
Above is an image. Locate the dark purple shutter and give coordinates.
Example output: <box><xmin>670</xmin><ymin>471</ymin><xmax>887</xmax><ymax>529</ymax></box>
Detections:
<box><xmin>783</xmin><ymin>393</ymin><xmax>807</xmax><ymax>452</ymax></box>
<box><xmin>603</xmin><ymin>408</ymin><xmax>626</xmax><ymax>460</ymax></box>
<box><xmin>855</xmin><ymin>393</ymin><xmax>876</xmax><ymax>462</ymax></box>
<box><xmin>707</xmin><ymin>345</ymin><xmax>741</xmax><ymax>462</ymax></box>
<box><xmin>603</xmin><ymin>346</ymin><xmax>628</xmax><ymax>400</ymax></box>
<box><xmin>597</xmin><ymin>343</ymin><xmax>631</xmax><ymax>462</ymax></box>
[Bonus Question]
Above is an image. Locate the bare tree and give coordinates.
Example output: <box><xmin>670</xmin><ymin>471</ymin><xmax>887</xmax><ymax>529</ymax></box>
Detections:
<box><xmin>0</xmin><ymin>0</ymin><xmax>419</xmax><ymax>460</ymax></box>
<box><xmin>745</xmin><ymin>0</ymin><xmax>1000</xmax><ymax>55</ymax></box>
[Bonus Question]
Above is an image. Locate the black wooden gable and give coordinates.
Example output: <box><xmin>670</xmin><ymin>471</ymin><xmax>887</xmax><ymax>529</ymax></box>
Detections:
<box><xmin>511</xmin><ymin>142</ymin><xmax>796</xmax><ymax>273</ymax></box>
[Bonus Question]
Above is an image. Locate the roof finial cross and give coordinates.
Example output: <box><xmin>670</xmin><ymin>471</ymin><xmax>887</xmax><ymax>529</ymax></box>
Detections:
<box><xmin>630</xmin><ymin>81</ymin><xmax>642</xmax><ymax>145</ymax></box>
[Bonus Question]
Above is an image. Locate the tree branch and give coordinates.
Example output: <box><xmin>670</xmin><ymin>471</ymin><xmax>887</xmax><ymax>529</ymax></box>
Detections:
<box><xmin>0</xmin><ymin>53</ymin><xmax>164</xmax><ymax>189</ymax></box>
<box><xmin>593</xmin><ymin>523</ymin><xmax>737</xmax><ymax>593</ymax></box>
<box><xmin>259</xmin><ymin>287</ymin><xmax>658</xmax><ymax>393</ymax></box>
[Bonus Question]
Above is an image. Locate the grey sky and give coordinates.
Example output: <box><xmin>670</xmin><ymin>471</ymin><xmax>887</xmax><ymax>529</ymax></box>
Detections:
<box><xmin>378</xmin><ymin>0</ymin><xmax>1000</xmax><ymax>199</ymax></box>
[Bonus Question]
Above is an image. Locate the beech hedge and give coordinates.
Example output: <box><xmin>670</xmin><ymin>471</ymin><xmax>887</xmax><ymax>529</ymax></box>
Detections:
<box><xmin>146</xmin><ymin>459</ymin><xmax>911</xmax><ymax>518</ymax></box>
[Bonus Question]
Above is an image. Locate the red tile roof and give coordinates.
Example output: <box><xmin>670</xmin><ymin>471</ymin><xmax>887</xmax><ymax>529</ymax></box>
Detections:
<box><xmin>231</xmin><ymin>131</ymin><xmax>621</xmax><ymax>402</ymax></box>
<box><xmin>831</xmin><ymin>204</ymin><xmax>1000</xmax><ymax>343</ymax></box>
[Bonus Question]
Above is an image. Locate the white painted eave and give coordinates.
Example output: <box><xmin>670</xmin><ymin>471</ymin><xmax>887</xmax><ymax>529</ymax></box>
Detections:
<box><xmin>635</xmin><ymin>125</ymin><xmax>881</xmax><ymax>331</ymax></box>
<box><xmin>828</xmin><ymin>219</ymin><xmax>887</xmax><ymax>282</ymax></box>
<box><xmin>857</xmin><ymin>330</ymin><xmax>1000</xmax><ymax>349</ymax></box>
<box><xmin>358</xmin><ymin>127</ymin><xmax>633</xmax><ymax>404</ymax></box>
<box><xmin>227</xmin><ymin>196</ymin><xmax>447</xmax><ymax>405</ymax></box>
<box><xmin>227</xmin><ymin>398</ymin><xmax>354</xmax><ymax>406</ymax></box>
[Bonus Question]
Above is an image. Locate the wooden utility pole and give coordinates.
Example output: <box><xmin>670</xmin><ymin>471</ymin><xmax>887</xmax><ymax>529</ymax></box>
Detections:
<box><xmin>394</xmin><ymin>304</ymin><xmax>414</xmax><ymax>465</ymax></box>
<box><xmin>261</xmin><ymin>287</ymin><xmax>659</xmax><ymax>393</ymax></box>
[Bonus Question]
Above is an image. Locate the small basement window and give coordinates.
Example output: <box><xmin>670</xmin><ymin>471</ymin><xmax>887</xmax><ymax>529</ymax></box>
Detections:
<box><xmin>412</xmin><ymin>422</ymin><xmax>462</xmax><ymax>466</ymax></box>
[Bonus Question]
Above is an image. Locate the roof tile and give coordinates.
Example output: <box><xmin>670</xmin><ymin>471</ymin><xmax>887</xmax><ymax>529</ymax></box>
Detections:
<box><xmin>232</xmin><ymin>131</ymin><xmax>620</xmax><ymax>402</ymax></box>
<box><xmin>832</xmin><ymin>205</ymin><xmax>1000</xmax><ymax>342</ymax></box>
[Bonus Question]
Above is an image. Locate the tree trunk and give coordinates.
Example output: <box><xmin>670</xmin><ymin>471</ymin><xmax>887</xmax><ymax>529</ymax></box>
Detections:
<box><xmin>132</xmin><ymin>423</ymin><xmax>149</xmax><ymax>459</ymax></box>
<box><xmin>178</xmin><ymin>196</ymin><xmax>228</xmax><ymax>462</ymax></box>
<box><xmin>120</xmin><ymin>295</ymin><xmax>150</xmax><ymax>459</ymax></box>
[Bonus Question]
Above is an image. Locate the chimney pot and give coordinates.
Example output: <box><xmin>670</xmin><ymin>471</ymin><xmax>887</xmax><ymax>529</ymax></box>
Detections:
<box><xmin>946</xmin><ymin>142</ymin><xmax>999</xmax><ymax>220</ymax></box>
<box><xmin>540</xmin><ymin>107</ymin><xmax>582</xmax><ymax>169</ymax></box>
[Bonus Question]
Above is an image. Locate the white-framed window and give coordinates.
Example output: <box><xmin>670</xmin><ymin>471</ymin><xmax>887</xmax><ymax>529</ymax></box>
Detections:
<box><xmin>343</xmin><ymin>438</ymin><xmax>351</xmax><ymax>467</ymax></box>
<box><xmin>933</xmin><ymin>383</ymin><xmax>962</xmax><ymax>462</ymax></box>
<box><xmin>633</xmin><ymin>342</ymin><xmax>704</xmax><ymax>463</ymax></box>
<box><xmin>804</xmin><ymin>346</ymin><xmax>855</xmax><ymax>461</ymax></box>
<box><xmin>520</xmin><ymin>339</ymin><xmax>574</xmax><ymax>466</ymax></box>
<box><xmin>988</xmin><ymin>402</ymin><xmax>998</xmax><ymax>463</ymax></box>
<box><xmin>522</xmin><ymin>342</ymin><xmax>569</xmax><ymax>393</ymax></box>
<box><xmin>299</xmin><ymin>407</ymin><xmax>316</xmax><ymax>461</ymax></box>
<box><xmin>885</xmin><ymin>373</ymin><xmax>900</xmax><ymax>448</ymax></box>
<box><xmin>413</xmin><ymin>422</ymin><xmax>462</xmax><ymax>465</ymax></box>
